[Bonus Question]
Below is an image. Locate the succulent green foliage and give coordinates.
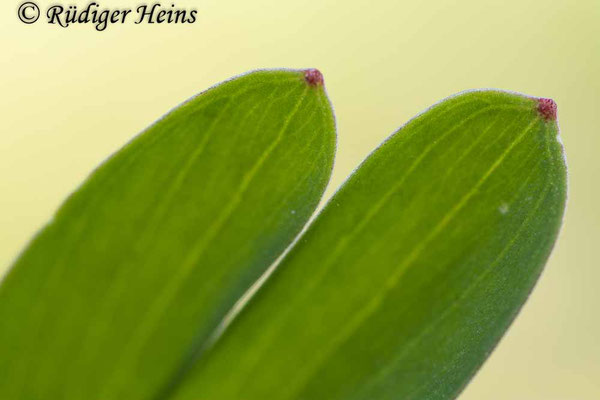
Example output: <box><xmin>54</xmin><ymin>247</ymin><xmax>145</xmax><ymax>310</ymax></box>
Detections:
<box><xmin>170</xmin><ymin>91</ymin><xmax>567</xmax><ymax>400</ymax></box>
<box><xmin>0</xmin><ymin>70</ymin><xmax>336</xmax><ymax>400</ymax></box>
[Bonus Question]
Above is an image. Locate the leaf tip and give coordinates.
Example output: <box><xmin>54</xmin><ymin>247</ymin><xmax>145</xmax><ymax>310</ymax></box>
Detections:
<box><xmin>537</xmin><ymin>98</ymin><xmax>557</xmax><ymax>121</ymax></box>
<box><xmin>304</xmin><ymin>69</ymin><xmax>324</xmax><ymax>87</ymax></box>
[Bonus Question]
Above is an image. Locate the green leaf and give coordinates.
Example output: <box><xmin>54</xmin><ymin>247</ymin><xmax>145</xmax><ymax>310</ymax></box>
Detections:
<box><xmin>0</xmin><ymin>69</ymin><xmax>336</xmax><ymax>400</ymax></box>
<box><xmin>170</xmin><ymin>91</ymin><xmax>567</xmax><ymax>400</ymax></box>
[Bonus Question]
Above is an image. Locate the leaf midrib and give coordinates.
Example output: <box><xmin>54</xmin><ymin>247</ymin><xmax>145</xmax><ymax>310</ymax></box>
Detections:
<box><xmin>97</xmin><ymin>85</ymin><xmax>311</xmax><ymax>399</ymax></box>
<box><xmin>278</xmin><ymin>115</ymin><xmax>539</xmax><ymax>399</ymax></box>
<box><xmin>354</xmin><ymin>136</ymin><xmax>553</xmax><ymax>400</ymax></box>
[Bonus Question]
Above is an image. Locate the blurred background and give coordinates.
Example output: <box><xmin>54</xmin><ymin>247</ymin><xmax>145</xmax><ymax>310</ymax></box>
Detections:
<box><xmin>1</xmin><ymin>0</ymin><xmax>598</xmax><ymax>398</ymax></box>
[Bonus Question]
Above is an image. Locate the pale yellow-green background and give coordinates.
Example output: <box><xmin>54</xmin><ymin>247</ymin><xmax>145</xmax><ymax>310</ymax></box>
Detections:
<box><xmin>1</xmin><ymin>0</ymin><xmax>598</xmax><ymax>398</ymax></box>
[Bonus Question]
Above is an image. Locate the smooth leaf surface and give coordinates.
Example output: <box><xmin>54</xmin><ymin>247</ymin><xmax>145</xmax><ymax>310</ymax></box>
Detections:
<box><xmin>0</xmin><ymin>69</ymin><xmax>336</xmax><ymax>400</ymax></box>
<box><xmin>171</xmin><ymin>91</ymin><xmax>567</xmax><ymax>400</ymax></box>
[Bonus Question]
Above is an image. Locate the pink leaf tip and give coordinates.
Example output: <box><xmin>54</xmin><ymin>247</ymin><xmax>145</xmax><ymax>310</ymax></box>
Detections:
<box><xmin>304</xmin><ymin>69</ymin><xmax>324</xmax><ymax>87</ymax></box>
<box><xmin>537</xmin><ymin>98</ymin><xmax>557</xmax><ymax>121</ymax></box>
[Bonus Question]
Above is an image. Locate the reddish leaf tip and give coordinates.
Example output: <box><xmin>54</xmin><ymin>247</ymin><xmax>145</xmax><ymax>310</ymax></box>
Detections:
<box><xmin>304</xmin><ymin>69</ymin><xmax>324</xmax><ymax>87</ymax></box>
<box><xmin>537</xmin><ymin>98</ymin><xmax>557</xmax><ymax>121</ymax></box>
